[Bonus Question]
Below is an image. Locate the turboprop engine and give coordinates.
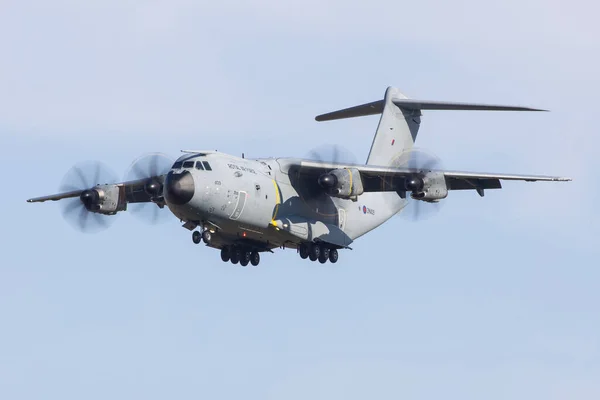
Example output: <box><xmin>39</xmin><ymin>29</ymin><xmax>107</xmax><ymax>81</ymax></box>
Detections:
<box><xmin>403</xmin><ymin>171</ymin><xmax>448</xmax><ymax>202</ymax></box>
<box><xmin>317</xmin><ymin>168</ymin><xmax>364</xmax><ymax>201</ymax></box>
<box><xmin>79</xmin><ymin>184</ymin><xmax>126</xmax><ymax>214</ymax></box>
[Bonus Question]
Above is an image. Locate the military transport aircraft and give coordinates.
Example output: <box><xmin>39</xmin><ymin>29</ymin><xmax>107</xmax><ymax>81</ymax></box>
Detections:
<box><xmin>27</xmin><ymin>87</ymin><xmax>570</xmax><ymax>266</ymax></box>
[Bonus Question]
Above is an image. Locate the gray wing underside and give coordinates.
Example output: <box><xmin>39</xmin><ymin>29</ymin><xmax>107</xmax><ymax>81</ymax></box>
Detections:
<box><xmin>26</xmin><ymin>177</ymin><xmax>165</xmax><ymax>203</ymax></box>
<box><xmin>438</xmin><ymin>170</ymin><xmax>570</xmax><ymax>191</ymax></box>
<box><xmin>27</xmin><ymin>190</ymin><xmax>83</xmax><ymax>203</ymax></box>
<box><xmin>297</xmin><ymin>160</ymin><xmax>570</xmax><ymax>192</ymax></box>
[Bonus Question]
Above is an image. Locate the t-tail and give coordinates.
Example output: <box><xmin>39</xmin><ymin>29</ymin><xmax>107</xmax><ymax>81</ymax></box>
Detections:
<box><xmin>315</xmin><ymin>86</ymin><xmax>546</xmax><ymax>167</ymax></box>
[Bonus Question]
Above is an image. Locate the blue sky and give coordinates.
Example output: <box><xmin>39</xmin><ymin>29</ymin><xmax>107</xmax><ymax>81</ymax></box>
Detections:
<box><xmin>1</xmin><ymin>1</ymin><xmax>598</xmax><ymax>399</ymax></box>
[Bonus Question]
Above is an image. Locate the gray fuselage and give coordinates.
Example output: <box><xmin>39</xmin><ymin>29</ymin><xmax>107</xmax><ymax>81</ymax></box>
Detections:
<box><xmin>163</xmin><ymin>152</ymin><xmax>405</xmax><ymax>251</ymax></box>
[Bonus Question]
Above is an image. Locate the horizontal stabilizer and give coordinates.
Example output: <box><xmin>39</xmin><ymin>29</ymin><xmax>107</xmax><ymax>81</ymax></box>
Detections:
<box><xmin>316</xmin><ymin>100</ymin><xmax>385</xmax><ymax>121</ymax></box>
<box><xmin>393</xmin><ymin>99</ymin><xmax>546</xmax><ymax>112</ymax></box>
<box><xmin>315</xmin><ymin>97</ymin><xmax>546</xmax><ymax>122</ymax></box>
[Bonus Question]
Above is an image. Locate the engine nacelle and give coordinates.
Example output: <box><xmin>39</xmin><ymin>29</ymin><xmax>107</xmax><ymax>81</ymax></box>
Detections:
<box><xmin>82</xmin><ymin>184</ymin><xmax>127</xmax><ymax>214</ymax></box>
<box><xmin>410</xmin><ymin>172</ymin><xmax>448</xmax><ymax>202</ymax></box>
<box><xmin>319</xmin><ymin>168</ymin><xmax>364</xmax><ymax>201</ymax></box>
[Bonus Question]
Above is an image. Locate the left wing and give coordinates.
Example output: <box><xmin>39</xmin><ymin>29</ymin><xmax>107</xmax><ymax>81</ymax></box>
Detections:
<box><xmin>295</xmin><ymin>160</ymin><xmax>570</xmax><ymax>197</ymax></box>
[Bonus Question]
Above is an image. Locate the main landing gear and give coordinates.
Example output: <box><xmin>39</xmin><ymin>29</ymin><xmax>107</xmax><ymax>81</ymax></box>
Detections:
<box><xmin>191</xmin><ymin>229</ymin><xmax>260</xmax><ymax>266</ymax></box>
<box><xmin>220</xmin><ymin>245</ymin><xmax>260</xmax><ymax>267</ymax></box>
<box><xmin>299</xmin><ymin>243</ymin><xmax>338</xmax><ymax>264</ymax></box>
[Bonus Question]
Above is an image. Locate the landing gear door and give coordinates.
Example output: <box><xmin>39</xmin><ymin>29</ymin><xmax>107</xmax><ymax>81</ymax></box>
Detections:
<box><xmin>229</xmin><ymin>190</ymin><xmax>248</xmax><ymax>220</ymax></box>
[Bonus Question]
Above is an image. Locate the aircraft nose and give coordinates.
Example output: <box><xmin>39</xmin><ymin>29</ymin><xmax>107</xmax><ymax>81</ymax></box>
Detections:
<box><xmin>165</xmin><ymin>170</ymin><xmax>195</xmax><ymax>205</ymax></box>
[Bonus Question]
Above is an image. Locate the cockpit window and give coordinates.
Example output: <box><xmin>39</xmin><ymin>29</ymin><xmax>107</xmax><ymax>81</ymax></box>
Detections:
<box><xmin>183</xmin><ymin>161</ymin><xmax>194</xmax><ymax>168</ymax></box>
<box><xmin>202</xmin><ymin>161</ymin><xmax>212</xmax><ymax>171</ymax></box>
<box><xmin>195</xmin><ymin>161</ymin><xmax>205</xmax><ymax>170</ymax></box>
<box><xmin>172</xmin><ymin>161</ymin><xmax>183</xmax><ymax>169</ymax></box>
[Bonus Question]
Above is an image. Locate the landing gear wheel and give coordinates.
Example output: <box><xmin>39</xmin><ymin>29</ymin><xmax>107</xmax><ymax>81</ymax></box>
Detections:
<box><xmin>240</xmin><ymin>251</ymin><xmax>250</xmax><ymax>267</ymax></box>
<box><xmin>220</xmin><ymin>247</ymin><xmax>230</xmax><ymax>262</ymax></box>
<box><xmin>329</xmin><ymin>248</ymin><xmax>338</xmax><ymax>264</ymax></box>
<box><xmin>202</xmin><ymin>230</ymin><xmax>212</xmax><ymax>244</ymax></box>
<box><xmin>230</xmin><ymin>247</ymin><xmax>241</xmax><ymax>264</ymax></box>
<box><xmin>309</xmin><ymin>243</ymin><xmax>320</xmax><ymax>262</ymax></box>
<box><xmin>250</xmin><ymin>251</ymin><xmax>260</xmax><ymax>266</ymax></box>
<box><xmin>299</xmin><ymin>244</ymin><xmax>309</xmax><ymax>259</ymax></box>
<box><xmin>318</xmin><ymin>246</ymin><xmax>330</xmax><ymax>264</ymax></box>
<box><xmin>192</xmin><ymin>230</ymin><xmax>201</xmax><ymax>244</ymax></box>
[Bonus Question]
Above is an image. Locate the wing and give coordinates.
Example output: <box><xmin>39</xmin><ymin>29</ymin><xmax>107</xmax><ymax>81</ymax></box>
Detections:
<box><xmin>295</xmin><ymin>159</ymin><xmax>570</xmax><ymax>196</ymax></box>
<box><xmin>27</xmin><ymin>176</ymin><xmax>166</xmax><ymax>205</ymax></box>
<box><xmin>437</xmin><ymin>170</ymin><xmax>570</xmax><ymax>193</ymax></box>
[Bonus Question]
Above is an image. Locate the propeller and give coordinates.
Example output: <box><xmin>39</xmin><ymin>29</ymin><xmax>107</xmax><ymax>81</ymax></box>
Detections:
<box><xmin>59</xmin><ymin>161</ymin><xmax>119</xmax><ymax>233</ymax></box>
<box><xmin>297</xmin><ymin>144</ymin><xmax>359</xmax><ymax>217</ymax></box>
<box><xmin>382</xmin><ymin>146</ymin><xmax>445</xmax><ymax>222</ymax></box>
<box><xmin>307</xmin><ymin>144</ymin><xmax>359</xmax><ymax>167</ymax></box>
<box><xmin>123</xmin><ymin>152</ymin><xmax>174</xmax><ymax>224</ymax></box>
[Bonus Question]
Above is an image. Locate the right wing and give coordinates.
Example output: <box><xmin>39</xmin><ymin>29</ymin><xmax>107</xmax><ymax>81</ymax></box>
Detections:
<box><xmin>26</xmin><ymin>174</ymin><xmax>168</xmax><ymax>218</ymax></box>
<box><xmin>26</xmin><ymin>176</ymin><xmax>165</xmax><ymax>204</ymax></box>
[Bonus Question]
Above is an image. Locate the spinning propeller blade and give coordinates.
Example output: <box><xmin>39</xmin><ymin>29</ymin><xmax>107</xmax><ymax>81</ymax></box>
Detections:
<box><xmin>298</xmin><ymin>144</ymin><xmax>358</xmax><ymax>217</ymax></box>
<box><xmin>59</xmin><ymin>161</ymin><xmax>118</xmax><ymax>233</ymax></box>
<box><xmin>383</xmin><ymin>147</ymin><xmax>445</xmax><ymax>222</ymax></box>
<box><xmin>124</xmin><ymin>152</ymin><xmax>174</xmax><ymax>224</ymax></box>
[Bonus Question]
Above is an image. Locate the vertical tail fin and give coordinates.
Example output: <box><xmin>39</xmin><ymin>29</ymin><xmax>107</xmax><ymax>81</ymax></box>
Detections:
<box><xmin>314</xmin><ymin>86</ymin><xmax>420</xmax><ymax>167</ymax></box>
<box><xmin>365</xmin><ymin>87</ymin><xmax>420</xmax><ymax>166</ymax></box>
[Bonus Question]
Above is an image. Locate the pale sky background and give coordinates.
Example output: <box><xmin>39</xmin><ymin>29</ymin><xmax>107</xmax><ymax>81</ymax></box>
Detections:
<box><xmin>1</xmin><ymin>1</ymin><xmax>599</xmax><ymax>399</ymax></box>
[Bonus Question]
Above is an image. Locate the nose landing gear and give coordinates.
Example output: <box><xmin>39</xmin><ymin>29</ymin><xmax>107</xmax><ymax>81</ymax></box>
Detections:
<box><xmin>192</xmin><ymin>230</ymin><xmax>202</xmax><ymax>244</ymax></box>
<box><xmin>191</xmin><ymin>229</ymin><xmax>213</xmax><ymax>245</ymax></box>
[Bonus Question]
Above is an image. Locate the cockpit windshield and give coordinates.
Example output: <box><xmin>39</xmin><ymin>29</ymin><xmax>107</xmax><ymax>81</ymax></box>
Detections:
<box><xmin>172</xmin><ymin>160</ymin><xmax>196</xmax><ymax>169</ymax></box>
<box><xmin>172</xmin><ymin>158</ymin><xmax>212</xmax><ymax>170</ymax></box>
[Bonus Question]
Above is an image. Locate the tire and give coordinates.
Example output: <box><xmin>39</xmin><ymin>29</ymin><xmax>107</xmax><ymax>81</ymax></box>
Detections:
<box><xmin>230</xmin><ymin>248</ymin><xmax>240</xmax><ymax>264</ymax></box>
<box><xmin>192</xmin><ymin>231</ymin><xmax>201</xmax><ymax>244</ymax></box>
<box><xmin>318</xmin><ymin>246</ymin><xmax>330</xmax><ymax>264</ymax></box>
<box><xmin>240</xmin><ymin>251</ymin><xmax>250</xmax><ymax>267</ymax></box>
<box><xmin>202</xmin><ymin>230</ymin><xmax>212</xmax><ymax>244</ymax></box>
<box><xmin>329</xmin><ymin>248</ymin><xmax>338</xmax><ymax>264</ymax></box>
<box><xmin>309</xmin><ymin>243</ymin><xmax>320</xmax><ymax>261</ymax></box>
<box><xmin>220</xmin><ymin>247</ymin><xmax>230</xmax><ymax>262</ymax></box>
<box><xmin>299</xmin><ymin>244</ymin><xmax>309</xmax><ymax>259</ymax></box>
<box><xmin>250</xmin><ymin>251</ymin><xmax>260</xmax><ymax>266</ymax></box>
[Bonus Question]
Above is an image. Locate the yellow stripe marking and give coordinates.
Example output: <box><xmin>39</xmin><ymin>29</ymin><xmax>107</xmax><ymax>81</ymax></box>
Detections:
<box><xmin>271</xmin><ymin>179</ymin><xmax>281</xmax><ymax>225</ymax></box>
